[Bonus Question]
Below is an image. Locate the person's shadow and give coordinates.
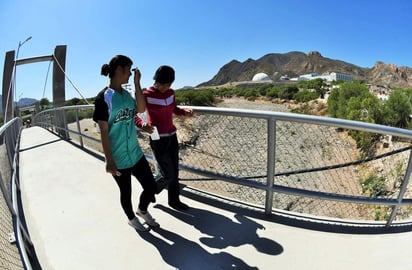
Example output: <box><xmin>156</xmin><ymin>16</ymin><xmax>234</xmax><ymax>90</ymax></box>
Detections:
<box><xmin>140</xmin><ymin>226</ymin><xmax>259</xmax><ymax>269</ymax></box>
<box><xmin>154</xmin><ymin>204</ymin><xmax>283</xmax><ymax>254</ymax></box>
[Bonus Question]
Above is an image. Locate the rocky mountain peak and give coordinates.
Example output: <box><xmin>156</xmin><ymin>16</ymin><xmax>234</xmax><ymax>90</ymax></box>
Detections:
<box><xmin>370</xmin><ymin>61</ymin><xmax>412</xmax><ymax>87</ymax></box>
<box><xmin>198</xmin><ymin>51</ymin><xmax>412</xmax><ymax>88</ymax></box>
<box><xmin>308</xmin><ymin>51</ymin><xmax>322</xmax><ymax>57</ymax></box>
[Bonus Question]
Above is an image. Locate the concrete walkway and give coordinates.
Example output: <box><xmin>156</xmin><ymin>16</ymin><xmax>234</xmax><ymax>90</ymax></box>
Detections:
<box><xmin>19</xmin><ymin>126</ymin><xmax>412</xmax><ymax>270</ymax></box>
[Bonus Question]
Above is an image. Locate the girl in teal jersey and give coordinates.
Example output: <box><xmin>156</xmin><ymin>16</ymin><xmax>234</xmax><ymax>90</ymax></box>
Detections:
<box><xmin>93</xmin><ymin>55</ymin><xmax>158</xmax><ymax>231</ymax></box>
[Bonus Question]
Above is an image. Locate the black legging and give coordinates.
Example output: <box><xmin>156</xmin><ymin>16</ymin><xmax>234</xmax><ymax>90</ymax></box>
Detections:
<box><xmin>150</xmin><ymin>133</ymin><xmax>180</xmax><ymax>203</ymax></box>
<box><xmin>113</xmin><ymin>157</ymin><xmax>157</xmax><ymax>220</ymax></box>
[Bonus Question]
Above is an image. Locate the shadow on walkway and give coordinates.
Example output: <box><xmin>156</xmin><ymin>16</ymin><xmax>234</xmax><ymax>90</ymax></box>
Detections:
<box><xmin>156</xmin><ymin>204</ymin><xmax>283</xmax><ymax>255</ymax></box>
<box><xmin>180</xmin><ymin>186</ymin><xmax>412</xmax><ymax>235</ymax></box>
<box><xmin>138</xmin><ymin>204</ymin><xmax>283</xmax><ymax>269</ymax></box>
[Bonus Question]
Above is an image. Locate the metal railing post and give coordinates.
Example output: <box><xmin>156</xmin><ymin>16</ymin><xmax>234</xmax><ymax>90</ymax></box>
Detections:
<box><xmin>63</xmin><ymin>108</ymin><xmax>69</xmax><ymax>140</ymax></box>
<box><xmin>75</xmin><ymin>107</ymin><xmax>84</xmax><ymax>148</ymax></box>
<box><xmin>386</xmin><ymin>149</ymin><xmax>412</xmax><ymax>226</ymax></box>
<box><xmin>265</xmin><ymin>117</ymin><xmax>276</xmax><ymax>214</ymax></box>
<box><xmin>53</xmin><ymin>109</ymin><xmax>58</xmax><ymax>133</ymax></box>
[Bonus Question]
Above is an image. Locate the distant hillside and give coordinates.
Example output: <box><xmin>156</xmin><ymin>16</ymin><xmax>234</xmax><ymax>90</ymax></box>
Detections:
<box><xmin>0</xmin><ymin>95</ymin><xmax>38</xmax><ymax>113</ymax></box>
<box><xmin>198</xmin><ymin>51</ymin><xmax>412</xmax><ymax>88</ymax></box>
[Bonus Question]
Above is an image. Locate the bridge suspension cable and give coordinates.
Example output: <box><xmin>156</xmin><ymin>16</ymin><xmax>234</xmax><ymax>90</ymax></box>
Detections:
<box><xmin>52</xmin><ymin>54</ymin><xmax>90</xmax><ymax>105</ymax></box>
<box><xmin>42</xmin><ymin>60</ymin><xmax>52</xmax><ymax>99</ymax></box>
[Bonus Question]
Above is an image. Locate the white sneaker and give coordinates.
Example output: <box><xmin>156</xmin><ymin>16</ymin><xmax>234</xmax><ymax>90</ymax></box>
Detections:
<box><xmin>128</xmin><ymin>217</ymin><xmax>149</xmax><ymax>231</ymax></box>
<box><xmin>136</xmin><ymin>209</ymin><xmax>159</xmax><ymax>227</ymax></box>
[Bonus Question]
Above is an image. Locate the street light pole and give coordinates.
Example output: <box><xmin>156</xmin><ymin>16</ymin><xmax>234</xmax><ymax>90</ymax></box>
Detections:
<box><xmin>13</xmin><ymin>35</ymin><xmax>32</xmax><ymax>117</ymax></box>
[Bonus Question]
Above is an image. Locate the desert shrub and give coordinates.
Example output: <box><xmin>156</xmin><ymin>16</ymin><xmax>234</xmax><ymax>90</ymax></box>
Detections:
<box><xmin>361</xmin><ymin>174</ymin><xmax>387</xmax><ymax>197</ymax></box>
<box><xmin>294</xmin><ymin>90</ymin><xmax>318</xmax><ymax>102</ymax></box>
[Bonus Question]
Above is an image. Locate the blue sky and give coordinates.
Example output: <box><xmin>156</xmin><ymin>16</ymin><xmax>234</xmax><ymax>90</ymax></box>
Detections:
<box><xmin>1</xmin><ymin>0</ymin><xmax>412</xmax><ymax>101</ymax></box>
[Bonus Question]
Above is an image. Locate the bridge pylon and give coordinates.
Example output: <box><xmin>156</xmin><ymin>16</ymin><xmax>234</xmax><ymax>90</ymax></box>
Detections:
<box><xmin>2</xmin><ymin>45</ymin><xmax>67</xmax><ymax>137</ymax></box>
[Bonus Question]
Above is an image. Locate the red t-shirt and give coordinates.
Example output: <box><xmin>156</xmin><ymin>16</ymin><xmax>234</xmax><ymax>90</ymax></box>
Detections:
<box><xmin>135</xmin><ymin>86</ymin><xmax>186</xmax><ymax>135</ymax></box>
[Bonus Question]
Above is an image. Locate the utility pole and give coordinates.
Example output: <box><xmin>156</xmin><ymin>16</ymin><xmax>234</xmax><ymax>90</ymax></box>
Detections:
<box><xmin>12</xmin><ymin>36</ymin><xmax>32</xmax><ymax>118</ymax></box>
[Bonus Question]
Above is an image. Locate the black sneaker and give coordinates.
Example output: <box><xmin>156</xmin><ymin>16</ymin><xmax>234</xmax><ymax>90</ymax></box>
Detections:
<box><xmin>168</xmin><ymin>201</ymin><xmax>189</xmax><ymax>211</ymax></box>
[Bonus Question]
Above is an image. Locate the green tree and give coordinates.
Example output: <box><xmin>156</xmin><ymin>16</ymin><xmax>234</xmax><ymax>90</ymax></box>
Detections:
<box><xmin>244</xmin><ymin>88</ymin><xmax>259</xmax><ymax>99</ymax></box>
<box><xmin>65</xmin><ymin>97</ymin><xmax>89</xmax><ymax>106</ymax></box>
<box><xmin>310</xmin><ymin>78</ymin><xmax>327</xmax><ymax>98</ymax></box>
<box><xmin>266</xmin><ymin>86</ymin><xmax>281</xmax><ymax>98</ymax></box>
<box><xmin>346</xmin><ymin>93</ymin><xmax>382</xmax><ymax>123</ymax></box>
<box><xmin>327</xmin><ymin>81</ymin><xmax>381</xmax><ymax>156</ymax></box>
<box><xmin>297</xmin><ymin>78</ymin><xmax>327</xmax><ymax>98</ymax></box>
<box><xmin>279</xmin><ymin>85</ymin><xmax>299</xmax><ymax>100</ymax></box>
<box><xmin>326</xmin><ymin>87</ymin><xmax>340</xmax><ymax>117</ymax></box>
<box><xmin>39</xmin><ymin>98</ymin><xmax>52</xmax><ymax>110</ymax></box>
<box><xmin>39</xmin><ymin>98</ymin><xmax>50</xmax><ymax>106</ymax></box>
<box><xmin>383</xmin><ymin>90</ymin><xmax>411</xmax><ymax>128</ymax></box>
<box><xmin>327</xmin><ymin>81</ymin><xmax>369</xmax><ymax>119</ymax></box>
<box><xmin>330</xmin><ymin>80</ymin><xmax>344</xmax><ymax>86</ymax></box>
<box><xmin>346</xmin><ymin>94</ymin><xmax>382</xmax><ymax>156</ymax></box>
<box><xmin>293</xmin><ymin>90</ymin><xmax>318</xmax><ymax>102</ymax></box>
<box><xmin>175</xmin><ymin>89</ymin><xmax>215</xmax><ymax>106</ymax></box>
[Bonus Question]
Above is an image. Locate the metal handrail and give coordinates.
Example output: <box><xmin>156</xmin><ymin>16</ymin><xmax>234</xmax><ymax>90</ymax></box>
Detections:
<box><xmin>0</xmin><ymin>117</ymin><xmax>34</xmax><ymax>270</ymax></box>
<box><xmin>31</xmin><ymin>105</ymin><xmax>412</xmax><ymax>227</ymax></box>
<box><xmin>192</xmin><ymin>106</ymin><xmax>412</xmax><ymax>225</ymax></box>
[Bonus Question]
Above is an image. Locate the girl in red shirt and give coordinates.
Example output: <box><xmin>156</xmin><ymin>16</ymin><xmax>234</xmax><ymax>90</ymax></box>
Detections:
<box><xmin>135</xmin><ymin>65</ymin><xmax>193</xmax><ymax>210</ymax></box>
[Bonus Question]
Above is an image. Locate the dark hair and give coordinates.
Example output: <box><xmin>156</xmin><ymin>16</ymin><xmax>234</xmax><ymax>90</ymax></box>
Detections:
<box><xmin>153</xmin><ymin>65</ymin><xmax>175</xmax><ymax>84</ymax></box>
<box><xmin>101</xmin><ymin>55</ymin><xmax>133</xmax><ymax>78</ymax></box>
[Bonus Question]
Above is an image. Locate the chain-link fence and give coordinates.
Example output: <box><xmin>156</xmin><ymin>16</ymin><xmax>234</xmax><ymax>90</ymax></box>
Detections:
<box><xmin>174</xmin><ymin>109</ymin><xmax>412</xmax><ymax>224</ymax></box>
<box><xmin>33</xmin><ymin>104</ymin><xmax>412</xmax><ymax>227</ymax></box>
<box><xmin>0</xmin><ymin>119</ymin><xmax>24</xmax><ymax>270</ymax></box>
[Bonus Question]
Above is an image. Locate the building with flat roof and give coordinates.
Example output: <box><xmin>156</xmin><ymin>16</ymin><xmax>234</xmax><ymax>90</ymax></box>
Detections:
<box><xmin>296</xmin><ymin>72</ymin><xmax>352</xmax><ymax>82</ymax></box>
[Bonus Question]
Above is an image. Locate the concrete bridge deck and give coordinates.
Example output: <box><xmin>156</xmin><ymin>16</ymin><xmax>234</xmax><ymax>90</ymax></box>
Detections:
<box><xmin>18</xmin><ymin>126</ymin><xmax>412</xmax><ymax>269</ymax></box>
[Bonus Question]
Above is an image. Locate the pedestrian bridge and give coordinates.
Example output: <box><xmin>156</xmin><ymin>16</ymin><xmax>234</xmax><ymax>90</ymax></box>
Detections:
<box><xmin>2</xmin><ymin>104</ymin><xmax>412</xmax><ymax>269</ymax></box>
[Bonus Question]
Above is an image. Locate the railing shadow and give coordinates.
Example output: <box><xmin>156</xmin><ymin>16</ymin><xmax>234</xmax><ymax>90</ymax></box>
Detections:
<box><xmin>19</xmin><ymin>138</ymin><xmax>62</xmax><ymax>152</ymax></box>
<box><xmin>180</xmin><ymin>186</ymin><xmax>412</xmax><ymax>235</ymax></box>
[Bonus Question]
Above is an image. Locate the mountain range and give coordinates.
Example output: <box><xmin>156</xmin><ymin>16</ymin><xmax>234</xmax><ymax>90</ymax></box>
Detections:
<box><xmin>198</xmin><ymin>51</ymin><xmax>412</xmax><ymax>88</ymax></box>
<box><xmin>2</xmin><ymin>51</ymin><xmax>412</xmax><ymax>114</ymax></box>
<box><xmin>0</xmin><ymin>96</ymin><xmax>38</xmax><ymax>113</ymax></box>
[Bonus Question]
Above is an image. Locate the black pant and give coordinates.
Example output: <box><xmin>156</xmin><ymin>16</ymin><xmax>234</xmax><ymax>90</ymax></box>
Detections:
<box><xmin>150</xmin><ymin>133</ymin><xmax>180</xmax><ymax>203</ymax></box>
<box><xmin>113</xmin><ymin>157</ymin><xmax>157</xmax><ymax>220</ymax></box>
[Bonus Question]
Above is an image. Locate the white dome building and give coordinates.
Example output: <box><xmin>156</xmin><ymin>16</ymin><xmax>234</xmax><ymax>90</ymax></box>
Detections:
<box><xmin>252</xmin><ymin>73</ymin><xmax>271</xmax><ymax>81</ymax></box>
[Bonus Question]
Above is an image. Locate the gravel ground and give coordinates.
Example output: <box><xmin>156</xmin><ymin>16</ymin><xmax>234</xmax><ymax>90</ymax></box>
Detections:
<box><xmin>178</xmin><ymin>98</ymin><xmax>363</xmax><ymax>217</ymax></box>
